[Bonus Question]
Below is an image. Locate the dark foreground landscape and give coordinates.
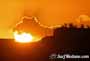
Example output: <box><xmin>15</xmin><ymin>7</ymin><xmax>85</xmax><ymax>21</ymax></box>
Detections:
<box><xmin>0</xmin><ymin>24</ymin><xmax>90</xmax><ymax>61</ymax></box>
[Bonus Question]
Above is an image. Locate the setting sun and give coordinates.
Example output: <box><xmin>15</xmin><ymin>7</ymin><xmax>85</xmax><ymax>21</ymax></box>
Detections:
<box><xmin>13</xmin><ymin>31</ymin><xmax>33</xmax><ymax>43</ymax></box>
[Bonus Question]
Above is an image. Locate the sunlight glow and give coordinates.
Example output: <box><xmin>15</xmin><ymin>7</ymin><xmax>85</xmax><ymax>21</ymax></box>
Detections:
<box><xmin>14</xmin><ymin>31</ymin><xmax>33</xmax><ymax>43</ymax></box>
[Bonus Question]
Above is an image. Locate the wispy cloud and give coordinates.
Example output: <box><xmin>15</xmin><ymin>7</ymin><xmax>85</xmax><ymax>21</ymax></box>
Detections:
<box><xmin>76</xmin><ymin>15</ymin><xmax>90</xmax><ymax>25</ymax></box>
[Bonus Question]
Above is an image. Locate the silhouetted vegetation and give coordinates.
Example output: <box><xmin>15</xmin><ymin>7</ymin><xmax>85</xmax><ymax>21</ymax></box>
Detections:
<box><xmin>54</xmin><ymin>23</ymin><xmax>90</xmax><ymax>49</ymax></box>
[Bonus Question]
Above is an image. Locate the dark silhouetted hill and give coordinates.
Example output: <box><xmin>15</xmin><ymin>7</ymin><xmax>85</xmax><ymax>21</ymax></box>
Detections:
<box><xmin>0</xmin><ymin>24</ymin><xmax>90</xmax><ymax>61</ymax></box>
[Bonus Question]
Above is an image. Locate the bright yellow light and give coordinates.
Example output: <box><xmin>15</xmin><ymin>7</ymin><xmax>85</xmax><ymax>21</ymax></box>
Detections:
<box><xmin>14</xmin><ymin>31</ymin><xmax>33</xmax><ymax>43</ymax></box>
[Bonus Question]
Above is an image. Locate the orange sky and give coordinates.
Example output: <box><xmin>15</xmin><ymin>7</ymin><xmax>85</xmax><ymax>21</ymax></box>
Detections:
<box><xmin>24</xmin><ymin>0</ymin><xmax>90</xmax><ymax>26</ymax></box>
<box><xmin>0</xmin><ymin>0</ymin><xmax>90</xmax><ymax>38</ymax></box>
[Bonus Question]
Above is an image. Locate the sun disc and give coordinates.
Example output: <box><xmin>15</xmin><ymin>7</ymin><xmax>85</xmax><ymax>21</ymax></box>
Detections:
<box><xmin>14</xmin><ymin>31</ymin><xmax>33</xmax><ymax>43</ymax></box>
